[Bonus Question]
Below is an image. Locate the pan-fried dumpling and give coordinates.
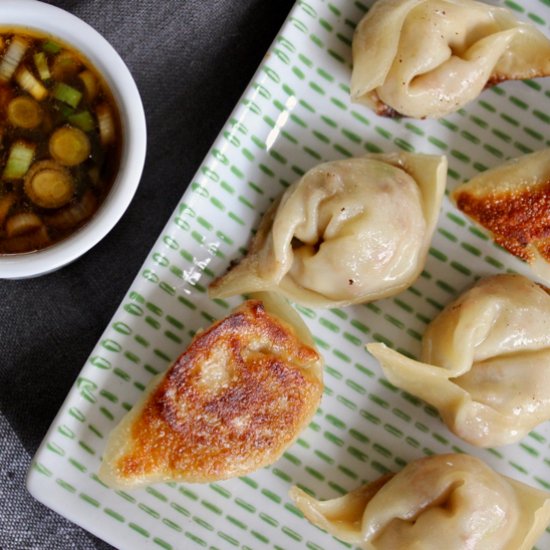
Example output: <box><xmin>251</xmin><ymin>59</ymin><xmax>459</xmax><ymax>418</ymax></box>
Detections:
<box><xmin>351</xmin><ymin>0</ymin><xmax>550</xmax><ymax>118</ymax></box>
<box><xmin>99</xmin><ymin>293</ymin><xmax>323</xmax><ymax>488</ymax></box>
<box><xmin>367</xmin><ymin>274</ymin><xmax>550</xmax><ymax>447</ymax></box>
<box><xmin>290</xmin><ymin>453</ymin><xmax>550</xmax><ymax>550</ymax></box>
<box><xmin>209</xmin><ymin>153</ymin><xmax>446</xmax><ymax>308</ymax></box>
<box><xmin>452</xmin><ymin>148</ymin><xmax>550</xmax><ymax>284</ymax></box>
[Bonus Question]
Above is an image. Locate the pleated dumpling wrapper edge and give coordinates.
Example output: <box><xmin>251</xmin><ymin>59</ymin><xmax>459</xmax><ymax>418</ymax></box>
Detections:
<box><xmin>351</xmin><ymin>0</ymin><xmax>550</xmax><ymax>119</ymax></box>
<box><xmin>99</xmin><ymin>293</ymin><xmax>323</xmax><ymax>488</ymax></box>
<box><xmin>290</xmin><ymin>453</ymin><xmax>550</xmax><ymax>550</ymax></box>
<box><xmin>209</xmin><ymin>152</ymin><xmax>446</xmax><ymax>308</ymax></box>
<box><xmin>367</xmin><ymin>274</ymin><xmax>550</xmax><ymax>448</ymax></box>
<box><xmin>452</xmin><ymin>148</ymin><xmax>550</xmax><ymax>285</ymax></box>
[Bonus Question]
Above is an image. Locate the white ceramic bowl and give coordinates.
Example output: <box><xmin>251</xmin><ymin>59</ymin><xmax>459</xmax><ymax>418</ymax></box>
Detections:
<box><xmin>0</xmin><ymin>0</ymin><xmax>146</xmax><ymax>279</ymax></box>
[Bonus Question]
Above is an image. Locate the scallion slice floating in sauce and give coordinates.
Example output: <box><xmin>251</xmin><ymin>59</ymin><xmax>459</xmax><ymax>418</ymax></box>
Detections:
<box><xmin>52</xmin><ymin>81</ymin><xmax>81</xmax><ymax>108</ymax></box>
<box><xmin>7</xmin><ymin>96</ymin><xmax>43</xmax><ymax>128</ymax></box>
<box><xmin>0</xmin><ymin>36</ymin><xmax>28</xmax><ymax>82</ymax></box>
<box><xmin>3</xmin><ymin>140</ymin><xmax>35</xmax><ymax>180</ymax></box>
<box><xmin>49</xmin><ymin>126</ymin><xmax>90</xmax><ymax>166</ymax></box>
<box><xmin>33</xmin><ymin>51</ymin><xmax>50</xmax><ymax>81</ymax></box>
<box><xmin>24</xmin><ymin>160</ymin><xmax>74</xmax><ymax>209</ymax></box>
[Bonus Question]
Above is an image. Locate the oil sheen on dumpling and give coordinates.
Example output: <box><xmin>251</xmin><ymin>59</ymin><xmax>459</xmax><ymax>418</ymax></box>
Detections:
<box><xmin>367</xmin><ymin>274</ymin><xmax>550</xmax><ymax>447</ymax></box>
<box><xmin>209</xmin><ymin>153</ymin><xmax>446</xmax><ymax>308</ymax></box>
<box><xmin>351</xmin><ymin>0</ymin><xmax>550</xmax><ymax>118</ymax></box>
<box><xmin>453</xmin><ymin>148</ymin><xmax>550</xmax><ymax>284</ymax></box>
<box><xmin>99</xmin><ymin>293</ymin><xmax>323</xmax><ymax>488</ymax></box>
<box><xmin>290</xmin><ymin>453</ymin><xmax>550</xmax><ymax>550</ymax></box>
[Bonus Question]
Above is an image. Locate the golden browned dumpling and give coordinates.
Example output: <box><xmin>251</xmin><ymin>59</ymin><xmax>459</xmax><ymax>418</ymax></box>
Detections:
<box><xmin>99</xmin><ymin>293</ymin><xmax>323</xmax><ymax>488</ymax></box>
<box><xmin>452</xmin><ymin>148</ymin><xmax>550</xmax><ymax>284</ymax></box>
<box><xmin>291</xmin><ymin>453</ymin><xmax>550</xmax><ymax>550</ymax></box>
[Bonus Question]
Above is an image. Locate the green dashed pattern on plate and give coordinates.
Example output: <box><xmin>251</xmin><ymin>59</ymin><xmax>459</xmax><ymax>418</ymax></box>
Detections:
<box><xmin>28</xmin><ymin>1</ymin><xmax>550</xmax><ymax>549</ymax></box>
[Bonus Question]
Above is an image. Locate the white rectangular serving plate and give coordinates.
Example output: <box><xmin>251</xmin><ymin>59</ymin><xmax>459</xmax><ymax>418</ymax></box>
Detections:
<box><xmin>27</xmin><ymin>0</ymin><xmax>550</xmax><ymax>548</ymax></box>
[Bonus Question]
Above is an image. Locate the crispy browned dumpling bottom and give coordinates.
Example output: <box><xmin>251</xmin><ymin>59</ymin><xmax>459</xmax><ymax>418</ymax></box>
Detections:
<box><xmin>454</xmin><ymin>180</ymin><xmax>550</xmax><ymax>265</ymax></box>
<box><xmin>99</xmin><ymin>299</ymin><xmax>323</xmax><ymax>488</ymax></box>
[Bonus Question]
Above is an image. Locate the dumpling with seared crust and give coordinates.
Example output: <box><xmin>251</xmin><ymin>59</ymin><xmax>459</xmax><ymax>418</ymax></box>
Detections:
<box><xmin>452</xmin><ymin>148</ymin><xmax>550</xmax><ymax>284</ymax></box>
<box><xmin>99</xmin><ymin>293</ymin><xmax>323</xmax><ymax>488</ymax></box>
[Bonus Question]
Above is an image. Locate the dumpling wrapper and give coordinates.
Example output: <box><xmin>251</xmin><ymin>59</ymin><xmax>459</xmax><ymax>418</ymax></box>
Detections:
<box><xmin>99</xmin><ymin>293</ymin><xmax>323</xmax><ymax>488</ymax></box>
<box><xmin>290</xmin><ymin>453</ymin><xmax>550</xmax><ymax>550</ymax></box>
<box><xmin>351</xmin><ymin>0</ymin><xmax>550</xmax><ymax>118</ymax></box>
<box><xmin>368</xmin><ymin>274</ymin><xmax>550</xmax><ymax>447</ymax></box>
<box><xmin>209</xmin><ymin>153</ymin><xmax>446</xmax><ymax>308</ymax></box>
<box><xmin>452</xmin><ymin>148</ymin><xmax>550</xmax><ymax>284</ymax></box>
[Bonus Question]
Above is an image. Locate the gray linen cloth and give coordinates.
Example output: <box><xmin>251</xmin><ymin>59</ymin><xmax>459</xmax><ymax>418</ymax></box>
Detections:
<box><xmin>0</xmin><ymin>414</ymin><xmax>99</xmax><ymax>549</ymax></box>
<box><xmin>0</xmin><ymin>0</ymin><xmax>294</xmax><ymax>547</ymax></box>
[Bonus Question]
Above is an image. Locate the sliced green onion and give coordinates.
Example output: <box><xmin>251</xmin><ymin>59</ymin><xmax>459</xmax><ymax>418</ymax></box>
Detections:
<box><xmin>15</xmin><ymin>66</ymin><xmax>48</xmax><ymax>101</ymax></box>
<box><xmin>68</xmin><ymin>110</ymin><xmax>95</xmax><ymax>132</ymax></box>
<box><xmin>33</xmin><ymin>52</ymin><xmax>51</xmax><ymax>81</ymax></box>
<box><xmin>5</xmin><ymin>211</ymin><xmax>42</xmax><ymax>237</ymax></box>
<box><xmin>78</xmin><ymin>70</ymin><xmax>97</xmax><ymax>100</ymax></box>
<box><xmin>3</xmin><ymin>140</ymin><xmax>35</xmax><ymax>180</ymax></box>
<box><xmin>49</xmin><ymin>126</ymin><xmax>91</xmax><ymax>166</ymax></box>
<box><xmin>45</xmin><ymin>190</ymin><xmax>96</xmax><ymax>229</ymax></box>
<box><xmin>53</xmin><ymin>82</ymin><xmax>82</xmax><ymax>108</ymax></box>
<box><xmin>8</xmin><ymin>96</ymin><xmax>43</xmax><ymax>128</ymax></box>
<box><xmin>51</xmin><ymin>52</ymin><xmax>80</xmax><ymax>80</ymax></box>
<box><xmin>24</xmin><ymin>160</ymin><xmax>74</xmax><ymax>208</ymax></box>
<box><xmin>42</xmin><ymin>40</ymin><xmax>61</xmax><ymax>54</ymax></box>
<box><xmin>1</xmin><ymin>225</ymin><xmax>50</xmax><ymax>253</ymax></box>
<box><xmin>0</xmin><ymin>36</ymin><xmax>29</xmax><ymax>82</ymax></box>
<box><xmin>96</xmin><ymin>103</ymin><xmax>115</xmax><ymax>144</ymax></box>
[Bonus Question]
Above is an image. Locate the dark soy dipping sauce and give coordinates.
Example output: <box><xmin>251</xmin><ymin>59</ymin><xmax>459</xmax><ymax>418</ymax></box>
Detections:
<box><xmin>0</xmin><ymin>28</ymin><xmax>122</xmax><ymax>254</ymax></box>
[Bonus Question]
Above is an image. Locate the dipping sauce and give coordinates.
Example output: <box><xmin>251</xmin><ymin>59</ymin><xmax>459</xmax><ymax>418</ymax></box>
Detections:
<box><xmin>0</xmin><ymin>29</ymin><xmax>122</xmax><ymax>254</ymax></box>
